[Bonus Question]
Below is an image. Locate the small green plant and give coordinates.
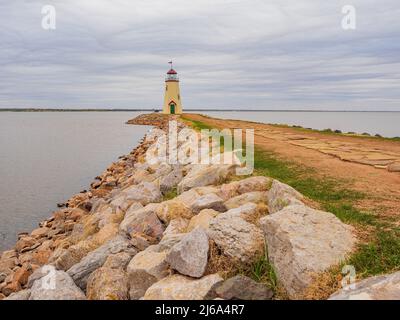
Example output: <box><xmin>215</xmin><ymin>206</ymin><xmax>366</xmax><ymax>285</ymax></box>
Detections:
<box><xmin>163</xmin><ymin>188</ymin><xmax>178</xmax><ymax>201</ymax></box>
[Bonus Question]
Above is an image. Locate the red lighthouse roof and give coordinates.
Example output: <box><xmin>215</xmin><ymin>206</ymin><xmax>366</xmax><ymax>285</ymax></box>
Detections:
<box><xmin>167</xmin><ymin>68</ymin><xmax>177</xmax><ymax>75</ymax></box>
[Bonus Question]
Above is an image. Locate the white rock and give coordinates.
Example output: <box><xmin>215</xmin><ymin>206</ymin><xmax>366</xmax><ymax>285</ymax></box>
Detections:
<box><xmin>260</xmin><ymin>204</ymin><xmax>356</xmax><ymax>298</ymax></box>
<box><xmin>166</xmin><ymin>228</ymin><xmax>209</xmax><ymax>278</ymax></box>
<box><xmin>209</xmin><ymin>204</ymin><xmax>265</xmax><ymax>263</ymax></box>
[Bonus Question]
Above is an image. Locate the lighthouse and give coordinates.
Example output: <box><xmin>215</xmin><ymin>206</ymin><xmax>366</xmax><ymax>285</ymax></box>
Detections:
<box><xmin>163</xmin><ymin>62</ymin><xmax>182</xmax><ymax>115</ymax></box>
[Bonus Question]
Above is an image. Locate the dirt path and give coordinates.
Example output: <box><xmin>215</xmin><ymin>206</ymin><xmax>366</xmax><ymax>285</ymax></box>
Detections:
<box><xmin>183</xmin><ymin>113</ymin><xmax>400</xmax><ymax>221</ymax></box>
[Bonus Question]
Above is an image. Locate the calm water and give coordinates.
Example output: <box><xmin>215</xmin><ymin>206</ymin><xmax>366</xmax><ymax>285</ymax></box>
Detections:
<box><xmin>0</xmin><ymin>112</ymin><xmax>150</xmax><ymax>252</ymax></box>
<box><xmin>202</xmin><ymin>111</ymin><xmax>400</xmax><ymax>138</ymax></box>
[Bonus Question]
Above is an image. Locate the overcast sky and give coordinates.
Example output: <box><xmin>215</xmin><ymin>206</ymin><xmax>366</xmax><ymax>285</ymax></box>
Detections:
<box><xmin>0</xmin><ymin>0</ymin><xmax>399</xmax><ymax>110</ymax></box>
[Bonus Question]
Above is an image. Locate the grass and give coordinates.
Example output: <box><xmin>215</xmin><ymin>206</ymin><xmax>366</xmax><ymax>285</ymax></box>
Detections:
<box><xmin>163</xmin><ymin>188</ymin><xmax>178</xmax><ymax>201</ymax></box>
<box><xmin>183</xmin><ymin>115</ymin><xmax>400</xmax><ymax>286</ymax></box>
<box><xmin>349</xmin><ymin>229</ymin><xmax>400</xmax><ymax>277</ymax></box>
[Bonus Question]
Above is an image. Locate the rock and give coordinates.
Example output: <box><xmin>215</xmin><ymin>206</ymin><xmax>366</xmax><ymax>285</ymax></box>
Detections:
<box><xmin>13</xmin><ymin>264</ymin><xmax>33</xmax><ymax>286</ymax></box>
<box><xmin>2</xmin><ymin>281</ymin><xmax>21</xmax><ymax>296</ymax></box>
<box><xmin>15</xmin><ymin>236</ymin><xmax>37</xmax><ymax>252</ymax></box>
<box><xmin>166</xmin><ymin>228</ymin><xmax>209</xmax><ymax>278</ymax></box>
<box><xmin>224</xmin><ymin>191</ymin><xmax>266</xmax><ymax>210</ymax></box>
<box><xmin>237</xmin><ymin>176</ymin><xmax>272</xmax><ymax>194</ymax></box>
<box><xmin>209</xmin><ymin>275</ymin><xmax>274</xmax><ymax>300</ymax></box>
<box><xmin>190</xmin><ymin>193</ymin><xmax>226</xmax><ymax>214</ymax></box>
<box><xmin>67</xmin><ymin>235</ymin><xmax>136</xmax><ymax>290</ymax></box>
<box><xmin>157</xmin><ymin>234</ymin><xmax>186</xmax><ymax>252</ymax></box>
<box><xmin>53</xmin><ymin>223</ymin><xmax>119</xmax><ymax>271</ymax></box>
<box><xmin>1</xmin><ymin>250</ymin><xmax>17</xmax><ymax>260</ymax></box>
<box><xmin>29</xmin><ymin>267</ymin><xmax>86</xmax><ymax>300</ymax></box>
<box><xmin>143</xmin><ymin>274</ymin><xmax>223</xmax><ymax>300</ymax></box>
<box><xmin>260</xmin><ymin>204</ymin><xmax>356</xmax><ymax>298</ymax></box>
<box><xmin>123</xmin><ymin>182</ymin><xmax>162</xmax><ymax>205</ymax></box>
<box><xmin>4</xmin><ymin>289</ymin><xmax>31</xmax><ymax>300</ymax></box>
<box><xmin>163</xmin><ymin>218</ymin><xmax>189</xmax><ymax>236</ymax></box>
<box><xmin>209</xmin><ymin>205</ymin><xmax>265</xmax><ymax>263</ymax></box>
<box><xmin>119</xmin><ymin>203</ymin><xmax>165</xmax><ymax>241</ymax></box>
<box><xmin>31</xmin><ymin>227</ymin><xmax>50</xmax><ymax>238</ymax></box>
<box><xmin>175</xmin><ymin>189</ymin><xmax>201</xmax><ymax>207</ymax></box>
<box><xmin>218</xmin><ymin>181</ymin><xmax>240</xmax><ymax>200</ymax></box>
<box><xmin>102</xmin><ymin>252</ymin><xmax>133</xmax><ymax>270</ymax></box>
<box><xmin>267</xmin><ymin>180</ymin><xmax>303</xmax><ymax>214</ymax></box>
<box><xmin>329</xmin><ymin>271</ymin><xmax>400</xmax><ymax>300</ymax></box>
<box><xmin>0</xmin><ymin>293</ymin><xmax>5</xmax><ymax>300</ymax></box>
<box><xmin>160</xmin><ymin>166</ymin><xmax>184</xmax><ymax>194</ymax></box>
<box><xmin>127</xmin><ymin>250</ymin><xmax>169</xmax><ymax>299</ymax></box>
<box><xmin>155</xmin><ymin>199</ymin><xmax>193</xmax><ymax>224</ymax></box>
<box><xmin>388</xmin><ymin>162</ymin><xmax>400</xmax><ymax>172</ymax></box>
<box><xmin>177</xmin><ymin>165</ymin><xmax>235</xmax><ymax>194</ymax></box>
<box><xmin>86</xmin><ymin>267</ymin><xmax>129</xmax><ymax>300</ymax></box>
<box><xmin>187</xmin><ymin>209</ymin><xmax>219</xmax><ymax>232</ymax></box>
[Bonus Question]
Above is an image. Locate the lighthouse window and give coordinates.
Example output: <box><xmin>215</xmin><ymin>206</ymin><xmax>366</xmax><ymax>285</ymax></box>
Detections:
<box><xmin>166</xmin><ymin>85</ymin><xmax>168</xmax><ymax>91</ymax></box>
<box><xmin>178</xmin><ymin>94</ymin><xmax>180</xmax><ymax>100</ymax></box>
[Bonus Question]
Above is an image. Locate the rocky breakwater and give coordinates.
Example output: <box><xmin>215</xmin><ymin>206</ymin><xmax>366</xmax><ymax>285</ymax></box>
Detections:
<box><xmin>0</xmin><ymin>113</ymin><xmax>396</xmax><ymax>300</ymax></box>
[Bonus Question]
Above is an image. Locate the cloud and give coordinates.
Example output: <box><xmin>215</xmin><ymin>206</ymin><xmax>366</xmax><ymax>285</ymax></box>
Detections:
<box><xmin>0</xmin><ymin>0</ymin><xmax>399</xmax><ymax>110</ymax></box>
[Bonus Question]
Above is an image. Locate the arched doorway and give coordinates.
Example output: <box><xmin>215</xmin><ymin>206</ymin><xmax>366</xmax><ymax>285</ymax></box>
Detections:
<box><xmin>169</xmin><ymin>102</ymin><xmax>176</xmax><ymax>114</ymax></box>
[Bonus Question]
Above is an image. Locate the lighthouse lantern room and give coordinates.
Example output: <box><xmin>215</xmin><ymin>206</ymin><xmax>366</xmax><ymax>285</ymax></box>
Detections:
<box><xmin>163</xmin><ymin>62</ymin><xmax>182</xmax><ymax>115</ymax></box>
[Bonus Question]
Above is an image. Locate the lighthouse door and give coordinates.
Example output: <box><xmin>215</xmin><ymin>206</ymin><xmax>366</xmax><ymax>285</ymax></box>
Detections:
<box><xmin>169</xmin><ymin>103</ymin><xmax>176</xmax><ymax>114</ymax></box>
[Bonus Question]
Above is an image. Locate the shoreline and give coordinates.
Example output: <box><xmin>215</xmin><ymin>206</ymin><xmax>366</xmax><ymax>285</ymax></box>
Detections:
<box><xmin>0</xmin><ymin>113</ymin><xmax>398</xmax><ymax>300</ymax></box>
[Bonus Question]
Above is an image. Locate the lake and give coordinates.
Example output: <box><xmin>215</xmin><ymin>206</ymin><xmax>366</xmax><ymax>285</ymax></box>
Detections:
<box><xmin>201</xmin><ymin>111</ymin><xmax>400</xmax><ymax>138</ymax></box>
<box><xmin>0</xmin><ymin>112</ymin><xmax>150</xmax><ymax>252</ymax></box>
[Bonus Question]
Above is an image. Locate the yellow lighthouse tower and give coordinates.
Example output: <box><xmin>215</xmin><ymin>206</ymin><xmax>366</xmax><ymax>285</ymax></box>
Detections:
<box><xmin>163</xmin><ymin>62</ymin><xmax>182</xmax><ymax>114</ymax></box>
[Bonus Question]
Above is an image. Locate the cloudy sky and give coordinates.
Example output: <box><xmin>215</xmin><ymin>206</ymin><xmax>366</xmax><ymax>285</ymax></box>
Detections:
<box><xmin>0</xmin><ymin>0</ymin><xmax>399</xmax><ymax>110</ymax></box>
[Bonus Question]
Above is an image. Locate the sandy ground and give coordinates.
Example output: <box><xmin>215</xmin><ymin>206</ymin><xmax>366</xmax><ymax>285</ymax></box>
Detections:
<box><xmin>183</xmin><ymin>113</ymin><xmax>400</xmax><ymax>221</ymax></box>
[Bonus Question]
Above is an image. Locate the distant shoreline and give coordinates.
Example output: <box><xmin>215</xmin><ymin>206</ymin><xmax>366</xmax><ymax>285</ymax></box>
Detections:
<box><xmin>1</xmin><ymin>108</ymin><xmax>400</xmax><ymax>113</ymax></box>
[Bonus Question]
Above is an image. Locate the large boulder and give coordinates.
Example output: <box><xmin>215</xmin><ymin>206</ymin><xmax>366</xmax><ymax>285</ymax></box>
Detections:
<box><xmin>190</xmin><ymin>193</ymin><xmax>226</xmax><ymax>214</ymax></box>
<box><xmin>127</xmin><ymin>249</ymin><xmax>169</xmax><ymax>299</ymax></box>
<box><xmin>119</xmin><ymin>203</ymin><xmax>165</xmax><ymax>242</ymax></box>
<box><xmin>166</xmin><ymin>228</ymin><xmax>209</xmax><ymax>278</ymax></box>
<box><xmin>177</xmin><ymin>165</ymin><xmax>235</xmax><ymax>194</ymax></box>
<box><xmin>208</xmin><ymin>275</ymin><xmax>274</xmax><ymax>300</ymax></box>
<box><xmin>208</xmin><ymin>204</ymin><xmax>265</xmax><ymax>263</ymax></box>
<box><xmin>267</xmin><ymin>180</ymin><xmax>303</xmax><ymax>214</ymax></box>
<box><xmin>122</xmin><ymin>182</ymin><xmax>162</xmax><ymax>205</ymax></box>
<box><xmin>67</xmin><ymin>235</ymin><xmax>136</xmax><ymax>290</ymax></box>
<box><xmin>143</xmin><ymin>274</ymin><xmax>223</xmax><ymax>300</ymax></box>
<box><xmin>260</xmin><ymin>204</ymin><xmax>356</xmax><ymax>298</ymax></box>
<box><xmin>28</xmin><ymin>266</ymin><xmax>86</xmax><ymax>300</ymax></box>
<box><xmin>329</xmin><ymin>271</ymin><xmax>400</xmax><ymax>300</ymax></box>
<box><xmin>224</xmin><ymin>191</ymin><xmax>266</xmax><ymax>210</ymax></box>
